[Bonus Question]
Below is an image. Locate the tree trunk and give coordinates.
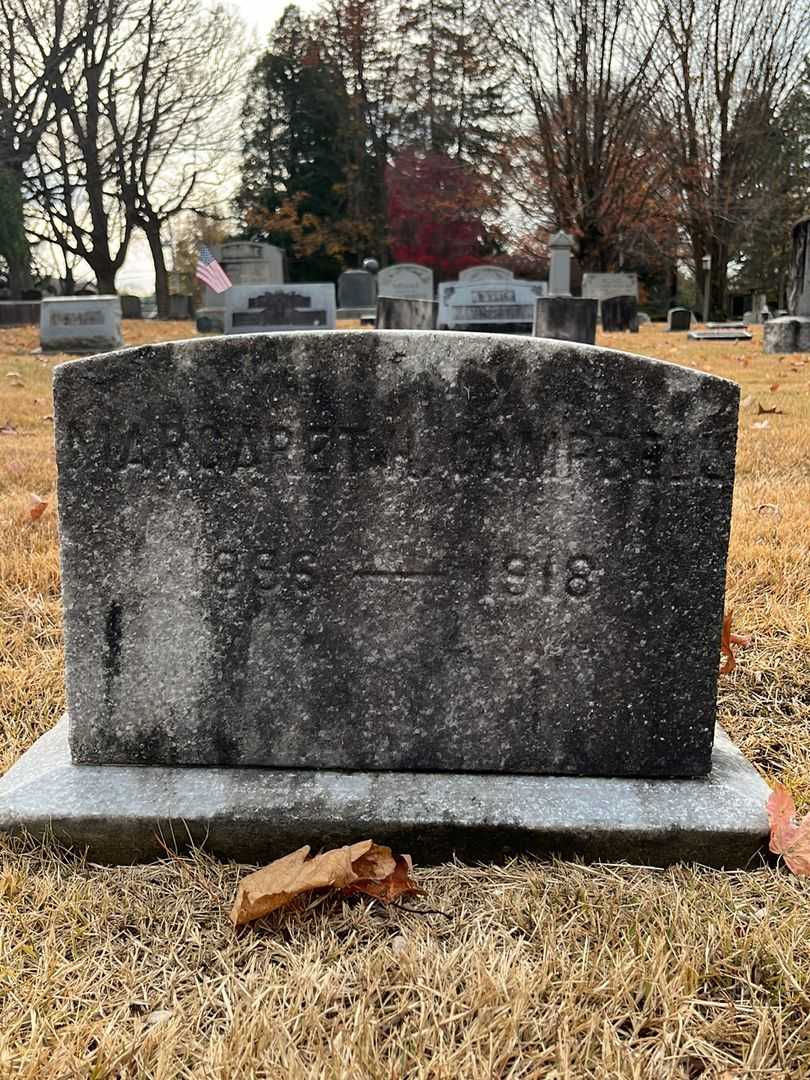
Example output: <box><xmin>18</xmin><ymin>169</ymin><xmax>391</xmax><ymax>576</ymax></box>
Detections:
<box><xmin>0</xmin><ymin>167</ymin><xmax>33</xmax><ymax>298</ymax></box>
<box><xmin>144</xmin><ymin>217</ymin><xmax>170</xmax><ymax>318</ymax></box>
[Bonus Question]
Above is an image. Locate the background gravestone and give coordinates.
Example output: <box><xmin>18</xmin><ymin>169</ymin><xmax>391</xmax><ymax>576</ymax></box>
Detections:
<box><xmin>376</xmin><ymin>297</ymin><xmax>437</xmax><ymax>329</ymax></box>
<box><xmin>40</xmin><ymin>296</ymin><xmax>122</xmax><ymax>351</ymax></box>
<box><xmin>458</xmin><ymin>266</ymin><xmax>514</xmax><ymax>283</ymax></box>
<box><xmin>338</xmin><ymin>270</ymin><xmax>376</xmax><ymax>311</ymax></box>
<box><xmin>437</xmin><ymin>281</ymin><xmax>546</xmax><ymax>331</ymax></box>
<box><xmin>668</xmin><ymin>307</ymin><xmax>692</xmax><ymax>331</ymax></box>
<box><xmin>377</xmin><ymin>264</ymin><xmax>434</xmax><ymax>301</ymax></box>
<box><xmin>601</xmin><ymin>295</ymin><xmax>639</xmax><ymax>332</ymax></box>
<box><xmin>119</xmin><ymin>295</ymin><xmax>142</xmax><ymax>319</ymax></box>
<box><xmin>533</xmin><ymin>297</ymin><xmax>597</xmax><ymax>343</ymax></box>
<box><xmin>225</xmin><ymin>284</ymin><xmax>336</xmax><ymax>333</ymax></box>
<box><xmin>548</xmin><ymin>231</ymin><xmax>573</xmax><ymax>296</ymax></box>
<box><xmin>54</xmin><ymin>331</ymin><xmax>738</xmax><ymax>780</ymax></box>
<box><xmin>582</xmin><ymin>272</ymin><xmax>639</xmax><ymax>318</ymax></box>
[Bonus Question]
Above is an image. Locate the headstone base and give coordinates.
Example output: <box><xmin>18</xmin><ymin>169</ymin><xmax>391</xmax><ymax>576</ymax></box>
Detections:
<box><xmin>688</xmin><ymin>329</ymin><xmax>753</xmax><ymax>341</ymax></box>
<box><xmin>763</xmin><ymin>315</ymin><xmax>810</xmax><ymax>353</ymax></box>
<box><xmin>0</xmin><ymin>718</ymin><xmax>769</xmax><ymax>867</ymax></box>
<box><xmin>337</xmin><ymin>306</ymin><xmax>376</xmax><ymax>321</ymax></box>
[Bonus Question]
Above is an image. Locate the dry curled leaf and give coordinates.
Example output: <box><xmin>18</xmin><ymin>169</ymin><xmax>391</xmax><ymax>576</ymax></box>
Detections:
<box><xmin>342</xmin><ymin>853</ymin><xmax>423</xmax><ymax>904</ymax></box>
<box><xmin>0</xmin><ymin>421</ymin><xmax>17</xmax><ymax>435</ymax></box>
<box><xmin>757</xmin><ymin>402</ymin><xmax>781</xmax><ymax>415</ymax></box>
<box><xmin>752</xmin><ymin>419</ymin><xmax>769</xmax><ymax>430</ymax></box>
<box><xmin>28</xmin><ymin>494</ymin><xmax>49</xmax><ymax>522</ymax></box>
<box><xmin>719</xmin><ymin>609</ymin><xmax>751</xmax><ymax>675</ymax></box>
<box><xmin>740</xmin><ymin>394</ymin><xmax>754</xmax><ymax>408</ymax></box>
<box><xmin>769</xmin><ymin>382</ymin><xmax>780</xmax><ymax>392</ymax></box>
<box><xmin>767</xmin><ymin>785</ymin><xmax>810</xmax><ymax>876</ymax></box>
<box><xmin>5</xmin><ymin>370</ymin><xmax>21</xmax><ymax>379</ymax></box>
<box><xmin>230</xmin><ymin>839</ymin><xmax>415</xmax><ymax>925</ymax></box>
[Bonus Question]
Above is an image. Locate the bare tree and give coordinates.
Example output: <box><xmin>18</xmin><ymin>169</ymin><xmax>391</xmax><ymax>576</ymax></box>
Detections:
<box><xmin>0</xmin><ymin>0</ymin><xmax>79</xmax><ymax>294</ymax></box>
<box><xmin>490</xmin><ymin>0</ymin><xmax>673</xmax><ymax>272</ymax></box>
<box><xmin>656</xmin><ymin>0</ymin><xmax>810</xmax><ymax>314</ymax></box>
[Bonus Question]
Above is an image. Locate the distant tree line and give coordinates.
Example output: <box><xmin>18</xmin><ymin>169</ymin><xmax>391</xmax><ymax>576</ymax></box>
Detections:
<box><xmin>241</xmin><ymin>0</ymin><xmax>810</xmax><ymax>312</ymax></box>
<box><xmin>2</xmin><ymin>0</ymin><xmax>810</xmax><ymax>315</ymax></box>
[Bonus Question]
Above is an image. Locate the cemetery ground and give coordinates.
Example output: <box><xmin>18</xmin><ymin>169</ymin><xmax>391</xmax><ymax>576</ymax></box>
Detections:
<box><xmin>0</xmin><ymin>321</ymin><xmax>808</xmax><ymax>1078</ymax></box>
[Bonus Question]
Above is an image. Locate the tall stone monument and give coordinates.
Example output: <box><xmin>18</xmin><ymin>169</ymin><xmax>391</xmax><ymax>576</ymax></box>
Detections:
<box><xmin>0</xmin><ymin>331</ymin><xmax>768</xmax><ymax>866</ymax></box>
<box><xmin>548</xmin><ymin>231</ymin><xmax>573</xmax><ymax>296</ymax></box>
<box><xmin>765</xmin><ymin>218</ymin><xmax>810</xmax><ymax>353</ymax></box>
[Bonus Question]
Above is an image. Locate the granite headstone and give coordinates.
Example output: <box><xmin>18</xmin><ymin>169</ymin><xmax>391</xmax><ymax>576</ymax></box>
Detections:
<box><xmin>225</xmin><ymin>284</ymin><xmax>336</xmax><ymax>333</ymax></box>
<box><xmin>40</xmin><ymin>296</ymin><xmax>122</xmax><ymax>352</ymax></box>
<box><xmin>201</xmin><ymin>241</ymin><xmax>284</xmax><ymax>309</ymax></box>
<box><xmin>667</xmin><ymin>307</ymin><xmax>692</xmax><ymax>331</ymax></box>
<box><xmin>338</xmin><ymin>270</ymin><xmax>376</xmax><ymax>310</ymax></box>
<box><xmin>582</xmin><ymin>273</ymin><xmax>639</xmax><ymax>318</ymax></box>
<box><xmin>437</xmin><ymin>281</ymin><xmax>547</xmax><ymax>331</ymax></box>
<box><xmin>601</xmin><ymin>295</ymin><xmax>639</xmax><ymax>332</ymax></box>
<box><xmin>533</xmin><ymin>297</ymin><xmax>597</xmax><ymax>344</ymax></box>
<box><xmin>376</xmin><ymin>297</ymin><xmax>437</xmax><ymax>329</ymax></box>
<box><xmin>377</xmin><ymin>264</ymin><xmax>434</xmax><ymax>301</ymax></box>
<box><xmin>120</xmin><ymin>295</ymin><xmax>143</xmax><ymax>319</ymax></box>
<box><xmin>54</xmin><ymin>330</ymin><xmax>738</xmax><ymax>779</ymax></box>
<box><xmin>458</xmin><ymin>266</ymin><xmax>514</xmax><ymax>283</ymax></box>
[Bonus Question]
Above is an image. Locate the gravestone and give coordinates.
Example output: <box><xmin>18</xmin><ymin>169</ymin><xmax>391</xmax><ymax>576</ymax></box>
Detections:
<box><xmin>119</xmin><ymin>295</ymin><xmax>142</xmax><ymax>319</ymax></box>
<box><xmin>766</xmin><ymin>217</ymin><xmax>810</xmax><ymax>354</ymax></box>
<box><xmin>601</xmin><ymin>295</ymin><xmax>638</xmax><ymax>332</ymax></box>
<box><xmin>688</xmin><ymin>328</ymin><xmax>753</xmax><ymax>341</ymax></box>
<box><xmin>0</xmin><ymin>331</ymin><xmax>769</xmax><ymax>866</ymax></box>
<box><xmin>0</xmin><ymin>300</ymin><xmax>40</xmax><ymax>325</ymax></box>
<box><xmin>201</xmin><ymin>241</ymin><xmax>284</xmax><ymax>308</ymax></box>
<box><xmin>458</xmin><ymin>266</ymin><xmax>514</xmax><ymax>283</ymax></box>
<box><xmin>338</xmin><ymin>270</ymin><xmax>376</xmax><ymax>312</ymax></box>
<box><xmin>438</xmin><ymin>280</ymin><xmax>546</xmax><ymax>331</ymax></box>
<box><xmin>548</xmin><ymin>231</ymin><xmax>573</xmax><ymax>296</ymax></box>
<box><xmin>582</xmin><ymin>273</ymin><xmax>639</xmax><ymax>318</ymax></box>
<box><xmin>377</xmin><ymin>263</ymin><xmax>434</xmax><ymax>301</ymax></box>
<box><xmin>40</xmin><ymin>296</ymin><xmax>122</xmax><ymax>352</ymax></box>
<box><xmin>225</xmin><ymin>284</ymin><xmax>336</xmax><ymax>333</ymax></box>
<box><xmin>376</xmin><ymin>297</ymin><xmax>437</xmax><ymax>329</ymax></box>
<box><xmin>169</xmin><ymin>294</ymin><xmax>192</xmax><ymax>319</ymax></box>
<box><xmin>533</xmin><ymin>297</ymin><xmax>597</xmax><ymax>344</ymax></box>
<box><xmin>667</xmin><ymin>307</ymin><xmax>692</xmax><ymax>331</ymax></box>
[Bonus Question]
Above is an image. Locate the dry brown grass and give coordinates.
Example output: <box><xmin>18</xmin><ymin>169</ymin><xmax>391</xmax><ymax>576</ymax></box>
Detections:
<box><xmin>1</xmin><ymin>320</ymin><xmax>809</xmax><ymax>1078</ymax></box>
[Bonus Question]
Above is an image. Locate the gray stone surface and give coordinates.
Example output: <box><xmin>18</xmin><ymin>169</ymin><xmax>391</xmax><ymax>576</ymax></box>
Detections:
<box><xmin>601</xmin><ymin>295</ymin><xmax>639</xmax><ymax>332</ymax></box>
<box><xmin>667</xmin><ymin>307</ymin><xmax>692</xmax><ymax>331</ymax></box>
<box><xmin>120</xmin><ymin>295</ymin><xmax>142</xmax><ymax>319</ymax></box>
<box><xmin>376</xmin><ymin>297</ymin><xmax>437</xmax><ymax>329</ymax></box>
<box><xmin>377</xmin><ymin>264</ymin><xmax>434</xmax><ymax>301</ymax></box>
<box><xmin>548</xmin><ymin>231</ymin><xmax>573</xmax><ymax>296</ymax></box>
<box><xmin>201</xmin><ymin>241</ymin><xmax>284</xmax><ymax>309</ymax></box>
<box><xmin>763</xmin><ymin>315</ymin><xmax>810</xmax><ymax>353</ymax></box>
<box><xmin>791</xmin><ymin>217</ymin><xmax>810</xmax><ymax>316</ymax></box>
<box><xmin>582</xmin><ymin>272</ymin><xmax>639</xmax><ymax>317</ymax></box>
<box><xmin>458</xmin><ymin>266</ymin><xmax>514</xmax><ymax>283</ymax></box>
<box><xmin>168</xmin><ymin>294</ymin><xmax>192</xmax><ymax>319</ymax></box>
<box><xmin>54</xmin><ymin>331</ymin><xmax>738</xmax><ymax>778</ymax></box>
<box><xmin>533</xmin><ymin>297</ymin><xmax>597</xmax><ymax>344</ymax></box>
<box><xmin>224</xmin><ymin>284</ymin><xmax>336</xmax><ymax>333</ymax></box>
<box><xmin>689</xmin><ymin>329</ymin><xmax>753</xmax><ymax>341</ymax></box>
<box><xmin>437</xmin><ymin>281</ymin><xmax>547</xmax><ymax>330</ymax></box>
<box><xmin>40</xmin><ymin>296</ymin><xmax>122</xmax><ymax>351</ymax></box>
<box><xmin>338</xmin><ymin>270</ymin><xmax>376</xmax><ymax>309</ymax></box>
<box><xmin>0</xmin><ymin>718</ymin><xmax>770</xmax><ymax>867</ymax></box>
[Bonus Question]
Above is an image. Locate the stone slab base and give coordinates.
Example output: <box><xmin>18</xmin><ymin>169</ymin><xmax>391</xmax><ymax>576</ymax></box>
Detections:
<box><xmin>0</xmin><ymin>718</ymin><xmax>770</xmax><ymax>867</ymax></box>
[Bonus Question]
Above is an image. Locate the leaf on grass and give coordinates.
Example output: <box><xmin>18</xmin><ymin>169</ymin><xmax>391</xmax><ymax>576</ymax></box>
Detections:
<box><xmin>767</xmin><ymin>784</ymin><xmax>810</xmax><ymax>876</ymax></box>
<box><xmin>752</xmin><ymin>420</ymin><xmax>769</xmax><ymax>430</ymax></box>
<box><xmin>28</xmin><ymin>494</ymin><xmax>48</xmax><ymax>522</ymax></box>
<box><xmin>719</xmin><ymin>609</ymin><xmax>751</xmax><ymax>674</ymax></box>
<box><xmin>0</xmin><ymin>422</ymin><xmax>17</xmax><ymax>435</ymax></box>
<box><xmin>8</xmin><ymin>378</ymin><xmax>24</xmax><ymax>388</ymax></box>
<box><xmin>230</xmin><ymin>839</ymin><xmax>415</xmax><ymax>925</ymax></box>
<box><xmin>740</xmin><ymin>394</ymin><xmax>755</xmax><ymax>408</ymax></box>
<box><xmin>754</xmin><ymin>503</ymin><xmax>780</xmax><ymax>516</ymax></box>
<box><xmin>757</xmin><ymin>402</ymin><xmax>782</xmax><ymax>415</ymax></box>
<box><xmin>343</xmin><ymin>854</ymin><xmax>423</xmax><ymax>903</ymax></box>
<box><xmin>41</xmin><ymin>414</ymin><xmax>53</xmax><ymax>422</ymax></box>
<box><xmin>769</xmin><ymin>382</ymin><xmax>780</xmax><ymax>392</ymax></box>
<box><xmin>5</xmin><ymin>371</ymin><xmax>21</xmax><ymax>379</ymax></box>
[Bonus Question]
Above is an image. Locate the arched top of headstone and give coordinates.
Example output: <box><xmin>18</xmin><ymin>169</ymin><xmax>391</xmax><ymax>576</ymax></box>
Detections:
<box><xmin>458</xmin><ymin>265</ymin><xmax>514</xmax><ymax>282</ymax></box>
<box><xmin>377</xmin><ymin>263</ymin><xmax>434</xmax><ymax>300</ymax></box>
<box><xmin>54</xmin><ymin>331</ymin><xmax>738</xmax><ymax>779</ymax></box>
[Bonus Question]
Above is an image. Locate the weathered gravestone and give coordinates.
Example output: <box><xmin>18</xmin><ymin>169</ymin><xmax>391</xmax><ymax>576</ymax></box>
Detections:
<box><xmin>458</xmin><ymin>266</ymin><xmax>514</xmax><ymax>283</ymax></box>
<box><xmin>377</xmin><ymin>264</ymin><xmax>434</xmax><ymax>301</ymax></box>
<box><xmin>601</xmin><ymin>295</ymin><xmax>639</xmax><ymax>332</ymax></box>
<box><xmin>40</xmin><ymin>296</ymin><xmax>122</xmax><ymax>352</ymax></box>
<box><xmin>376</xmin><ymin>297</ymin><xmax>437</xmax><ymax>329</ymax></box>
<box><xmin>438</xmin><ymin>281</ymin><xmax>547</xmax><ymax>331</ymax></box>
<box><xmin>119</xmin><ymin>295</ymin><xmax>142</xmax><ymax>319</ymax></box>
<box><xmin>168</xmin><ymin>294</ymin><xmax>192</xmax><ymax>319</ymax></box>
<box><xmin>225</xmin><ymin>284</ymin><xmax>336</xmax><ymax>333</ymax></box>
<box><xmin>765</xmin><ymin>217</ymin><xmax>810</xmax><ymax>354</ymax></box>
<box><xmin>338</xmin><ymin>270</ymin><xmax>376</xmax><ymax>313</ymax></box>
<box><xmin>200</xmin><ymin>241</ymin><xmax>284</xmax><ymax>308</ymax></box>
<box><xmin>668</xmin><ymin>307</ymin><xmax>692</xmax><ymax>331</ymax></box>
<box><xmin>533</xmin><ymin>297</ymin><xmax>597</xmax><ymax>344</ymax></box>
<box><xmin>0</xmin><ymin>331</ymin><xmax>769</xmax><ymax>865</ymax></box>
<box><xmin>582</xmin><ymin>272</ymin><xmax>638</xmax><ymax>312</ymax></box>
<box><xmin>0</xmin><ymin>299</ymin><xmax>40</xmax><ymax>325</ymax></box>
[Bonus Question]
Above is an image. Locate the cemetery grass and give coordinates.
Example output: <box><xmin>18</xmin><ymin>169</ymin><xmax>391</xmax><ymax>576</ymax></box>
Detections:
<box><xmin>1</xmin><ymin>321</ymin><xmax>809</xmax><ymax>1079</ymax></box>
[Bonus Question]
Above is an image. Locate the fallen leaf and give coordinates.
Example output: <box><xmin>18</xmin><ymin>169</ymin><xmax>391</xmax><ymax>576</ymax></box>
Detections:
<box><xmin>343</xmin><ymin>853</ymin><xmax>423</xmax><ymax>904</ymax></box>
<box><xmin>230</xmin><ymin>840</ymin><xmax>400</xmax><ymax>925</ymax></box>
<box><xmin>5</xmin><ymin>370</ymin><xmax>21</xmax><ymax>378</ymax></box>
<box><xmin>754</xmin><ymin>503</ymin><xmax>780</xmax><ymax>516</ymax></box>
<box><xmin>28</xmin><ymin>494</ymin><xmax>49</xmax><ymax>522</ymax></box>
<box><xmin>752</xmin><ymin>420</ymin><xmax>769</xmax><ymax>430</ymax></box>
<box><xmin>757</xmin><ymin>403</ymin><xmax>781</xmax><ymax>414</ymax></box>
<box><xmin>0</xmin><ymin>422</ymin><xmax>17</xmax><ymax>435</ymax></box>
<box><xmin>41</xmin><ymin>414</ymin><xmax>53</xmax><ymax>422</ymax></box>
<box><xmin>767</xmin><ymin>785</ymin><xmax>810</xmax><ymax>875</ymax></box>
<box><xmin>8</xmin><ymin>378</ymin><xmax>24</xmax><ymax>388</ymax></box>
<box><xmin>144</xmin><ymin>1009</ymin><xmax>174</xmax><ymax>1028</ymax></box>
<box><xmin>769</xmin><ymin>382</ymin><xmax>780</xmax><ymax>392</ymax></box>
<box><xmin>719</xmin><ymin>609</ymin><xmax>751</xmax><ymax>675</ymax></box>
<box><xmin>740</xmin><ymin>394</ymin><xmax>755</xmax><ymax>408</ymax></box>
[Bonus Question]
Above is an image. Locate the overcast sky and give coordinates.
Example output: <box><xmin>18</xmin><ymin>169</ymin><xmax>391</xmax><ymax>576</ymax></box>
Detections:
<box><xmin>233</xmin><ymin>0</ymin><xmax>317</xmax><ymax>37</ymax></box>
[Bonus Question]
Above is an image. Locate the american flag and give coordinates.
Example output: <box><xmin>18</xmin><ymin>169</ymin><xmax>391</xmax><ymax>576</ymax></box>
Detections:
<box><xmin>196</xmin><ymin>245</ymin><xmax>232</xmax><ymax>294</ymax></box>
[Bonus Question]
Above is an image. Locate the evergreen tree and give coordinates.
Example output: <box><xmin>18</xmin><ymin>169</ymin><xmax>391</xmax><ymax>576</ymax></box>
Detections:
<box><xmin>239</xmin><ymin>6</ymin><xmax>350</xmax><ymax>279</ymax></box>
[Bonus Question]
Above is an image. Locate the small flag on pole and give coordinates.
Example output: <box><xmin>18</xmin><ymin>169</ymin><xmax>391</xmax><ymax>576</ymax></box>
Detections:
<box><xmin>196</xmin><ymin>245</ymin><xmax>232</xmax><ymax>294</ymax></box>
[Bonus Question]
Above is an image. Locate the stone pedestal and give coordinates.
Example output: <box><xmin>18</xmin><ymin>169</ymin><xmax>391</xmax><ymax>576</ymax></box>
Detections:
<box><xmin>533</xmin><ymin>297</ymin><xmax>597</xmax><ymax>344</ymax></box>
<box><xmin>763</xmin><ymin>316</ymin><xmax>810</xmax><ymax>354</ymax></box>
